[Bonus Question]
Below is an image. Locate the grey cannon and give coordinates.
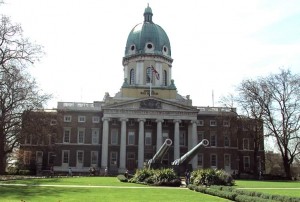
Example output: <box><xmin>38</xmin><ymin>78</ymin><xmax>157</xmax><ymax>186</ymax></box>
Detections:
<box><xmin>172</xmin><ymin>139</ymin><xmax>209</xmax><ymax>174</ymax></box>
<box><xmin>148</xmin><ymin>138</ymin><xmax>173</xmax><ymax>169</ymax></box>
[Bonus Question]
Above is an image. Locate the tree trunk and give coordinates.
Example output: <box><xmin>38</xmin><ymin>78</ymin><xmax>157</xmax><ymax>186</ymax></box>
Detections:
<box><xmin>0</xmin><ymin>134</ymin><xmax>6</xmax><ymax>174</ymax></box>
<box><xmin>283</xmin><ymin>157</ymin><xmax>292</xmax><ymax>179</ymax></box>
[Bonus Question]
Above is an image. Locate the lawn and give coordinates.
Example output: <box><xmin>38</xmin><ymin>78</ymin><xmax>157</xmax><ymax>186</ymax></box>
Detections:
<box><xmin>0</xmin><ymin>177</ymin><xmax>230</xmax><ymax>202</ymax></box>
<box><xmin>235</xmin><ymin>180</ymin><xmax>300</xmax><ymax>197</ymax></box>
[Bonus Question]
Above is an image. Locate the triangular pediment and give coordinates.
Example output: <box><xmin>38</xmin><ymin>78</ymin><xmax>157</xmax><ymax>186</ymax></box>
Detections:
<box><xmin>102</xmin><ymin>96</ymin><xmax>197</xmax><ymax>112</ymax></box>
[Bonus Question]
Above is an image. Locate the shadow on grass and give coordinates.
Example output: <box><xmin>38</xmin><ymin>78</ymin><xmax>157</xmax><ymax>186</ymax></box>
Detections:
<box><xmin>1</xmin><ymin>177</ymin><xmax>62</xmax><ymax>185</ymax></box>
<box><xmin>0</xmin><ymin>185</ymin><xmax>92</xmax><ymax>201</ymax></box>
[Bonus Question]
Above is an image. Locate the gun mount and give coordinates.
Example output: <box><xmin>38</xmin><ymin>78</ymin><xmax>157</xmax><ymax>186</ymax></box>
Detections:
<box><xmin>148</xmin><ymin>138</ymin><xmax>172</xmax><ymax>168</ymax></box>
<box><xmin>172</xmin><ymin>139</ymin><xmax>209</xmax><ymax>166</ymax></box>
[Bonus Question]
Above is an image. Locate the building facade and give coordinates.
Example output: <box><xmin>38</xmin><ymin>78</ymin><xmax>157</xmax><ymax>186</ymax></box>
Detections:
<box><xmin>20</xmin><ymin>5</ymin><xmax>265</xmax><ymax>176</ymax></box>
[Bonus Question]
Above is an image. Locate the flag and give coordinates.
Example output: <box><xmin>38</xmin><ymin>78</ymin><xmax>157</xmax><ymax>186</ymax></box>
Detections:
<box><xmin>151</xmin><ymin>65</ymin><xmax>160</xmax><ymax>80</ymax></box>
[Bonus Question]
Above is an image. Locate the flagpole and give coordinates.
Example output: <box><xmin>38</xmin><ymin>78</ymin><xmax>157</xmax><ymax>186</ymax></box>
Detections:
<box><xmin>149</xmin><ymin>68</ymin><xmax>152</xmax><ymax>96</ymax></box>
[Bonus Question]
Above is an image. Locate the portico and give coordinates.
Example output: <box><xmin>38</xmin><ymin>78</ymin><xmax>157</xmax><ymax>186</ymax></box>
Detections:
<box><xmin>100</xmin><ymin>97</ymin><xmax>198</xmax><ymax>173</ymax></box>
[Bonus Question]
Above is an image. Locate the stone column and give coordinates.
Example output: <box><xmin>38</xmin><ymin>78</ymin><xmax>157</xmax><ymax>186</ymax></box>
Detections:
<box><xmin>119</xmin><ymin>118</ymin><xmax>128</xmax><ymax>173</ymax></box>
<box><xmin>138</xmin><ymin>119</ymin><xmax>146</xmax><ymax>169</ymax></box>
<box><xmin>173</xmin><ymin>119</ymin><xmax>181</xmax><ymax>160</ymax></box>
<box><xmin>191</xmin><ymin>120</ymin><xmax>198</xmax><ymax>170</ymax></box>
<box><xmin>101</xmin><ymin>117</ymin><xmax>110</xmax><ymax>170</ymax></box>
<box><xmin>156</xmin><ymin>119</ymin><xmax>164</xmax><ymax>152</ymax></box>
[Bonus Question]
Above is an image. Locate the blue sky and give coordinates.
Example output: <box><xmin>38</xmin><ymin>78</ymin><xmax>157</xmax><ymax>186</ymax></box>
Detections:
<box><xmin>1</xmin><ymin>0</ymin><xmax>300</xmax><ymax>109</ymax></box>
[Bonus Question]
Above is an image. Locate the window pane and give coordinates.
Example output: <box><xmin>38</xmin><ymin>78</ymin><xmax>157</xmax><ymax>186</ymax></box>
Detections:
<box><xmin>91</xmin><ymin>151</ymin><xmax>98</xmax><ymax>165</ymax></box>
<box><xmin>145</xmin><ymin>132</ymin><xmax>152</xmax><ymax>145</ymax></box>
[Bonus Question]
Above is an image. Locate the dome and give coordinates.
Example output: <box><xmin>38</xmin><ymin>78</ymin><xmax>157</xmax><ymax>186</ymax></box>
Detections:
<box><xmin>124</xmin><ymin>5</ymin><xmax>171</xmax><ymax>58</ymax></box>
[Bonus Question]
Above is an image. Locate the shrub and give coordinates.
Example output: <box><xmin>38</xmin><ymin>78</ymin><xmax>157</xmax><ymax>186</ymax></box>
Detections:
<box><xmin>129</xmin><ymin>168</ymin><xmax>155</xmax><ymax>183</ymax></box>
<box><xmin>191</xmin><ymin>169</ymin><xmax>234</xmax><ymax>186</ymax></box>
<box><xmin>117</xmin><ymin>174</ymin><xmax>128</xmax><ymax>182</ymax></box>
<box><xmin>129</xmin><ymin>168</ymin><xmax>181</xmax><ymax>187</ymax></box>
<box><xmin>18</xmin><ymin>170</ymin><xmax>31</xmax><ymax>175</ymax></box>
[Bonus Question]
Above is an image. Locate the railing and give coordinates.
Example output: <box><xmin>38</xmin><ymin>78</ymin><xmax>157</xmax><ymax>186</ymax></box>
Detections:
<box><xmin>196</xmin><ymin>106</ymin><xmax>236</xmax><ymax>114</ymax></box>
<box><xmin>57</xmin><ymin>101</ymin><xmax>104</xmax><ymax>111</ymax></box>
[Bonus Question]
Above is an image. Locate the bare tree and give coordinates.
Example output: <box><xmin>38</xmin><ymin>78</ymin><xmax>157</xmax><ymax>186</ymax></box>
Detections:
<box><xmin>230</xmin><ymin>69</ymin><xmax>300</xmax><ymax>179</ymax></box>
<box><xmin>220</xmin><ymin>92</ymin><xmax>264</xmax><ymax>177</ymax></box>
<box><xmin>0</xmin><ymin>15</ymin><xmax>50</xmax><ymax>174</ymax></box>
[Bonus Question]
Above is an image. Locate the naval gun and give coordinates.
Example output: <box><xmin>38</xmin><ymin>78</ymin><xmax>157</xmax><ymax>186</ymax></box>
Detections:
<box><xmin>148</xmin><ymin>138</ymin><xmax>173</xmax><ymax>169</ymax></box>
<box><xmin>172</xmin><ymin>139</ymin><xmax>209</xmax><ymax>174</ymax></box>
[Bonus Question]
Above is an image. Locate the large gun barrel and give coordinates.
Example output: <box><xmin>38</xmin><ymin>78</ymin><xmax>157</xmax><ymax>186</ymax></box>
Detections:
<box><xmin>172</xmin><ymin>139</ymin><xmax>209</xmax><ymax>166</ymax></box>
<box><xmin>148</xmin><ymin>138</ymin><xmax>172</xmax><ymax>168</ymax></box>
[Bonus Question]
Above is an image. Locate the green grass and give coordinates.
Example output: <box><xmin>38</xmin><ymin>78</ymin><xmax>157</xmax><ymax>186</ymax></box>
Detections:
<box><xmin>0</xmin><ymin>177</ymin><xmax>230</xmax><ymax>202</ymax></box>
<box><xmin>235</xmin><ymin>180</ymin><xmax>300</xmax><ymax>197</ymax></box>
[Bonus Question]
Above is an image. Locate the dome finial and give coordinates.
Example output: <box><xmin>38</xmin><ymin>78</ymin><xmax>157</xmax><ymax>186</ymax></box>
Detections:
<box><xmin>144</xmin><ymin>4</ymin><xmax>153</xmax><ymax>23</ymax></box>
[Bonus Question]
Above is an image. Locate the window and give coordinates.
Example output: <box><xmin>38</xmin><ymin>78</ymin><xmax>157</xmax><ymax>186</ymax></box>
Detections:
<box><xmin>243</xmin><ymin>156</ymin><xmax>250</xmax><ymax>170</ymax></box>
<box><xmin>145</xmin><ymin>132</ymin><xmax>152</xmax><ymax>145</ymax></box>
<box><xmin>129</xmin><ymin>119</ymin><xmax>135</xmax><ymax>126</ymax></box>
<box><xmin>48</xmin><ymin>152</ymin><xmax>55</xmax><ymax>164</ymax></box>
<box><xmin>78</xmin><ymin>116</ymin><xmax>86</xmax><ymax>123</ymax></box>
<box><xmin>163</xmin><ymin>70</ymin><xmax>167</xmax><ymax>86</ymax></box>
<box><xmin>64</xmin><ymin>115</ymin><xmax>72</xmax><ymax>122</ymax></box>
<box><xmin>130</xmin><ymin>69</ymin><xmax>135</xmax><ymax>85</ymax></box>
<box><xmin>63</xmin><ymin>128</ymin><xmax>71</xmax><ymax>143</ymax></box>
<box><xmin>36</xmin><ymin>151</ymin><xmax>43</xmax><ymax>164</ymax></box>
<box><xmin>162</xmin><ymin>132</ymin><xmax>169</xmax><ymax>142</ymax></box>
<box><xmin>210</xmin><ymin>154</ymin><xmax>217</xmax><ymax>168</ymax></box>
<box><xmin>197</xmin><ymin>131</ymin><xmax>204</xmax><ymax>143</ymax></box>
<box><xmin>78</xmin><ymin>128</ymin><xmax>85</xmax><ymax>144</ymax></box>
<box><xmin>179</xmin><ymin>131</ymin><xmax>186</xmax><ymax>146</ymax></box>
<box><xmin>62</xmin><ymin>150</ymin><xmax>69</xmax><ymax>164</ymax></box>
<box><xmin>112</xmin><ymin>119</ymin><xmax>118</xmax><ymax>125</ymax></box>
<box><xmin>210</xmin><ymin>131</ymin><xmax>217</xmax><ymax>147</ymax></box>
<box><xmin>92</xmin><ymin>116</ymin><xmax>100</xmax><ymax>123</ymax></box>
<box><xmin>111</xmin><ymin>129</ymin><xmax>118</xmax><ymax>145</ymax></box>
<box><xmin>146</xmin><ymin>67</ymin><xmax>152</xmax><ymax>83</ymax></box>
<box><xmin>223</xmin><ymin>120</ymin><xmax>230</xmax><ymax>127</ymax></box>
<box><xmin>197</xmin><ymin>120</ymin><xmax>204</xmax><ymax>126</ymax></box>
<box><xmin>128</xmin><ymin>131</ymin><xmax>135</xmax><ymax>145</ymax></box>
<box><xmin>110</xmin><ymin>152</ymin><xmax>118</xmax><ymax>166</ymax></box>
<box><xmin>50</xmin><ymin>119</ymin><xmax>57</xmax><ymax>125</ymax></box>
<box><xmin>91</xmin><ymin>128</ymin><xmax>99</xmax><ymax>144</ymax></box>
<box><xmin>91</xmin><ymin>151</ymin><xmax>98</xmax><ymax>165</ymax></box>
<box><xmin>145</xmin><ymin>120</ymin><xmax>152</xmax><ymax>126</ymax></box>
<box><xmin>49</xmin><ymin>133</ymin><xmax>56</xmax><ymax>145</ymax></box>
<box><xmin>77</xmin><ymin>151</ymin><xmax>84</xmax><ymax>165</ymax></box>
<box><xmin>224</xmin><ymin>154</ymin><xmax>231</xmax><ymax>167</ymax></box>
<box><xmin>198</xmin><ymin>153</ymin><xmax>203</xmax><ymax>167</ymax></box>
<box><xmin>210</xmin><ymin>120</ymin><xmax>217</xmax><ymax>126</ymax></box>
<box><xmin>23</xmin><ymin>151</ymin><xmax>31</xmax><ymax>165</ymax></box>
<box><xmin>224</xmin><ymin>135</ymin><xmax>230</xmax><ymax>147</ymax></box>
<box><xmin>25</xmin><ymin>134</ymin><xmax>31</xmax><ymax>145</ymax></box>
<box><xmin>243</xmin><ymin>138</ymin><xmax>249</xmax><ymax>150</ymax></box>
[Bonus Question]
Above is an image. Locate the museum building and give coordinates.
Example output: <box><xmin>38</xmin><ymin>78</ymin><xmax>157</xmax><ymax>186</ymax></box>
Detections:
<box><xmin>20</xmin><ymin>5</ymin><xmax>265</xmax><ymax>175</ymax></box>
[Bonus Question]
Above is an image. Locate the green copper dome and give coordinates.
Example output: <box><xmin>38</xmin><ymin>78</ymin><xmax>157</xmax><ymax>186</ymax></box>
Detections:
<box><xmin>124</xmin><ymin>5</ymin><xmax>172</xmax><ymax>59</ymax></box>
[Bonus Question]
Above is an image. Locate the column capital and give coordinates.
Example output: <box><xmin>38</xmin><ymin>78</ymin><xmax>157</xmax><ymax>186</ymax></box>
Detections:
<box><xmin>102</xmin><ymin>117</ymin><xmax>110</xmax><ymax>122</ymax></box>
<box><xmin>156</xmin><ymin>119</ymin><xmax>164</xmax><ymax>123</ymax></box>
<box><xmin>173</xmin><ymin>119</ymin><xmax>181</xmax><ymax>123</ymax></box>
<box><xmin>137</xmin><ymin>118</ymin><xmax>146</xmax><ymax>123</ymax></box>
<box><xmin>119</xmin><ymin>118</ymin><xmax>128</xmax><ymax>122</ymax></box>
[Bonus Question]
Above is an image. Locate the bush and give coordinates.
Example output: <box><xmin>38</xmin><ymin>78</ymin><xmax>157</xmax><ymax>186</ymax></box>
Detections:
<box><xmin>18</xmin><ymin>170</ymin><xmax>31</xmax><ymax>175</ymax></box>
<box><xmin>117</xmin><ymin>174</ymin><xmax>128</xmax><ymax>182</ymax></box>
<box><xmin>129</xmin><ymin>168</ymin><xmax>181</xmax><ymax>187</ymax></box>
<box><xmin>190</xmin><ymin>169</ymin><xmax>234</xmax><ymax>186</ymax></box>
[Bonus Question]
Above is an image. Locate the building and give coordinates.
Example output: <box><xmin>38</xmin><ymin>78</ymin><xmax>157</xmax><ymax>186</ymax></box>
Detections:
<box><xmin>20</xmin><ymin>5</ymin><xmax>265</xmax><ymax>176</ymax></box>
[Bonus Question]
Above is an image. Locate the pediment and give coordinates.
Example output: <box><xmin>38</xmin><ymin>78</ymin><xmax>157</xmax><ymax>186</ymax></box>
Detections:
<box><xmin>103</xmin><ymin>97</ymin><xmax>197</xmax><ymax>112</ymax></box>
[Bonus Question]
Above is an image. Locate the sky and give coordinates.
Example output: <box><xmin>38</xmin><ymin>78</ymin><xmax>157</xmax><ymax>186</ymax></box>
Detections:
<box><xmin>1</xmin><ymin>0</ymin><xmax>300</xmax><ymax>109</ymax></box>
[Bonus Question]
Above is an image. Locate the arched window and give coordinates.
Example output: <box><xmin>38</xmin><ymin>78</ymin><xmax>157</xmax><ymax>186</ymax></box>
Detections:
<box><xmin>146</xmin><ymin>67</ymin><xmax>152</xmax><ymax>83</ymax></box>
<box><xmin>163</xmin><ymin>70</ymin><xmax>167</xmax><ymax>86</ymax></box>
<box><xmin>130</xmin><ymin>69</ymin><xmax>135</xmax><ymax>85</ymax></box>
